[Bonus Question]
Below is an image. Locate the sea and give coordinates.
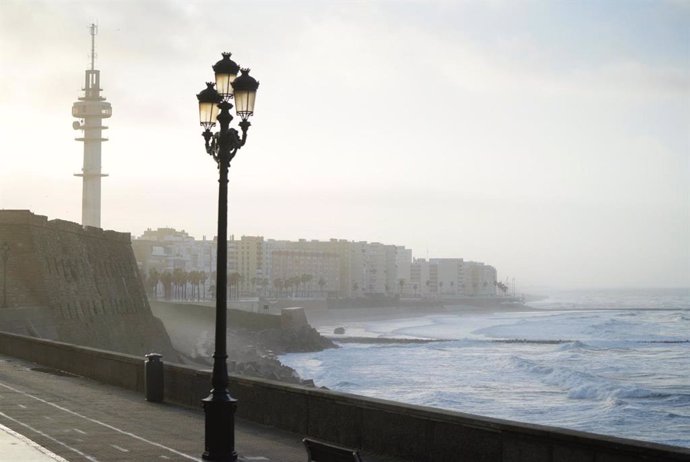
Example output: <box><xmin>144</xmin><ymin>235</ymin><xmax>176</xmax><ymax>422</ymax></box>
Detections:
<box><xmin>280</xmin><ymin>288</ymin><xmax>690</xmax><ymax>448</ymax></box>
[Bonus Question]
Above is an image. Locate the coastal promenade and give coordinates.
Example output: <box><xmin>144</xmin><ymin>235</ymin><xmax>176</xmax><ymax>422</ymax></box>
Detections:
<box><xmin>0</xmin><ymin>353</ymin><xmax>400</xmax><ymax>462</ymax></box>
<box><xmin>1</xmin><ymin>330</ymin><xmax>688</xmax><ymax>462</ymax></box>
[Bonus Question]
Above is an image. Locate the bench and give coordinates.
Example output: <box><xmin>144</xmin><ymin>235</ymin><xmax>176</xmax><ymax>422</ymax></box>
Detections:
<box><xmin>303</xmin><ymin>437</ymin><xmax>363</xmax><ymax>462</ymax></box>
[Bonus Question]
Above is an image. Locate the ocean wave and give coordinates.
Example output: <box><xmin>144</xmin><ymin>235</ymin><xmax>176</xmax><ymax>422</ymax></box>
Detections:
<box><xmin>660</xmin><ymin>312</ymin><xmax>690</xmax><ymax>323</ymax></box>
<box><xmin>556</xmin><ymin>340</ymin><xmax>590</xmax><ymax>351</ymax></box>
<box><xmin>586</xmin><ymin>318</ymin><xmax>636</xmax><ymax>335</ymax></box>
<box><xmin>511</xmin><ymin>356</ymin><xmax>682</xmax><ymax>402</ymax></box>
<box><xmin>334</xmin><ymin>381</ymin><xmax>359</xmax><ymax>388</ymax></box>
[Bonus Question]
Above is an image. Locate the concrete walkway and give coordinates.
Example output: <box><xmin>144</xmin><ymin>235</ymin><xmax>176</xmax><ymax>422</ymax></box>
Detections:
<box><xmin>1</xmin><ymin>422</ymin><xmax>69</xmax><ymax>461</ymax></box>
<box><xmin>0</xmin><ymin>354</ymin><xmax>403</xmax><ymax>462</ymax></box>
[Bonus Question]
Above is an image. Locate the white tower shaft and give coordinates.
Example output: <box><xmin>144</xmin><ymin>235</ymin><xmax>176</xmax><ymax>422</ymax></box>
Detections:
<box><xmin>72</xmin><ymin>24</ymin><xmax>112</xmax><ymax>228</ymax></box>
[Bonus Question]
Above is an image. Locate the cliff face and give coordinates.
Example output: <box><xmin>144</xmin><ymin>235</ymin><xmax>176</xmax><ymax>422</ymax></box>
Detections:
<box><xmin>0</xmin><ymin>210</ymin><xmax>176</xmax><ymax>359</ymax></box>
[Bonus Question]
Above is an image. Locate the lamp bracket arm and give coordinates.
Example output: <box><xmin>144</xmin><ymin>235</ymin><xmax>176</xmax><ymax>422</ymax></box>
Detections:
<box><xmin>238</xmin><ymin>120</ymin><xmax>251</xmax><ymax>147</ymax></box>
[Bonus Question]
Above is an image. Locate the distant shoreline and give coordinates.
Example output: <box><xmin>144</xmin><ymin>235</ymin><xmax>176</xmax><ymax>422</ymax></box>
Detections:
<box><xmin>304</xmin><ymin>301</ymin><xmax>689</xmax><ymax>332</ymax></box>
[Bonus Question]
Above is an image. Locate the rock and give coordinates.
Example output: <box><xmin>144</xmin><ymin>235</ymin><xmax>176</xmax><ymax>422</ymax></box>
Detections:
<box><xmin>334</xmin><ymin>327</ymin><xmax>345</xmax><ymax>334</ymax></box>
<box><xmin>188</xmin><ymin>324</ymin><xmax>333</xmax><ymax>386</ymax></box>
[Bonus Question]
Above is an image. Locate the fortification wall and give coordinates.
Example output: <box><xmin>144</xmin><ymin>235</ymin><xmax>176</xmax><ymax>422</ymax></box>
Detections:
<box><xmin>0</xmin><ymin>210</ymin><xmax>176</xmax><ymax>358</ymax></box>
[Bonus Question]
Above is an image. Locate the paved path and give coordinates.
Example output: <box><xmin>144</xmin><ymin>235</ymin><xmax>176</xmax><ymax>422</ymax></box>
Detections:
<box><xmin>0</xmin><ymin>354</ymin><xmax>400</xmax><ymax>462</ymax></box>
<box><xmin>0</xmin><ymin>422</ymin><xmax>69</xmax><ymax>461</ymax></box>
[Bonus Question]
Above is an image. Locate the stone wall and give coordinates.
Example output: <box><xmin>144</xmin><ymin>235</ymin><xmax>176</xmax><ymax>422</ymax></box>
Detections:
<box><xmin>0</xmin><ymin>210</ymin><xmax>176</xmax><ymax>358</ymax></box>
<box><xmin>150</xmin><ymin>301</ymin><xmax>282</xmax><ymax>331</ymax></box>
<box><xmin>0</xmin><ymin>331</ymin><xmax>687</xmax><ymax>462</ymax></box>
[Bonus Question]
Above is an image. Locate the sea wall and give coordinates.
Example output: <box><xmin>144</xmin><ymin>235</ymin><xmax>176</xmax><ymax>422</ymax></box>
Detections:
<box><xmin>150</xmin><ymin>301</ymin><xmax>282</xmax><ymax>331</ymax></box>
<box><xmin>0</xmin><ymin>210</ymin><xmax>176</xmax><ymax>358</ymax></box>
<box><xmin>0</xmin><ymin>331</ymin><xmax>686</xmax><ymax>462</ymax></box>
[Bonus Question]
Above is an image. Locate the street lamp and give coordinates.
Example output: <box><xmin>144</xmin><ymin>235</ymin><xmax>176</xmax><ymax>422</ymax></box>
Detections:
<box><xmin>1</xmin><ymin>242</ymin><xmax>9</xmax><ymax>308</ymax></box>
<box><xmin>196</xmin><ymin>52</ymin><xmax>259</xmax><ymax>462</ymax></box>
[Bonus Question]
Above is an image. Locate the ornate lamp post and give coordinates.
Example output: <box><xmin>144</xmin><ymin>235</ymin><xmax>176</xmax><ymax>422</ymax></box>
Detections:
<box><xmin>1</xmin><ymin>242</ymin><xmax>9</xmax><ymax>308</ymax></box>
<box><xmin>196</xmin><ymin>52</ymin><xmax>259</xmax><ymax>462</ymax></box>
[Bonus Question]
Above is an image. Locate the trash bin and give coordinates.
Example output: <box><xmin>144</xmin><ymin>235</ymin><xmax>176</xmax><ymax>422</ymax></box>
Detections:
<box><xmin>144</xmin><ymin>353</ymin><xmax>164</xmax><ymax>403</ymax></box>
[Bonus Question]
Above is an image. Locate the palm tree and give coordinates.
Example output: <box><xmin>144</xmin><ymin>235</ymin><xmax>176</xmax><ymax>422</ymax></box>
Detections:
<box><xmin>287</xmin><ymin>276</ymin><xmax>300</xmax><ymax>297</ymax></box>
<box><xmin>161</xmin><ymin>271</ymin><xmax>173</xmax><ymax>300</ymax></box>
<box><xmin>318</xmin><ymin>277</ymin><xmax>326</xmax><ymax>297</ymax></box>
<box><xmin>273</xmin><ymin>278</ymin><xmax>284</xmax><ymax>297</ymax></box>
<box><xmin>301</xmin><ymin>274</ymin><xmax>313</xmax><ymax>297</ymax></box>
<box><xmin>182</xmin><ymin>270</ymin><xmax>190</xmax><ymax>300</ymax></box>
<box><xmin>228</xmin><ymin>272</ymin><xmax>242</xmax><ymax>300</ymax></box>
<box><xmin>199</xmin><ymin>271</ymin><xmax>208</xmax><ymax>300</ymax></box>
<box><xmin>190</xmin><ymin>271</ymin><xmax>201</xmax><ymax>300</ymax></box>
<box><xmin>148</xmin><ymin>268</ymin><xmax>160</xmax><ymax>299</ymax></box>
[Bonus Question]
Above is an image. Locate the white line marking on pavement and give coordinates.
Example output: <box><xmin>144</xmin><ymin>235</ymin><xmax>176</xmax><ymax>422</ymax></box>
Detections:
<box><xmin>160</xmin><ymin>456</ymin><xmax>171</xmax><ymax>460</ymax></box>
<box><xmin>0</xmin><ymin>381</ymin><xmax>201</xmax><ymax>461</ymax></box>
<box><xmin>0</xmin><ymin>413</ymin><xmax>98</xmax><ymax>462</ymax></box>
<box><xmin>44</xmin><ymin>415</ymin><xmax>53</xmax><ymax>420</ymax></box>
<box><xmin>18</xmin><ymin>404</ymin><xmax>27</xmax><ymax>408</ymax></box>
<box><xmin>111</xmin><ymin>444</ymin><xmax>129</xmax><ymax>453</ymax></box>
<box><xmin>243</xmin><ymin>457</ymin><xmax>270</xmax><ymax>461</ymax></box>
<box><xmin>73</xmin><ymin>428</ymin><xmax>87</xmax><ymax>435</ymax></box>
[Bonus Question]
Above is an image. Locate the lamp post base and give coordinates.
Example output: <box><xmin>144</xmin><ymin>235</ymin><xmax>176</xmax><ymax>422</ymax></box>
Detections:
<box><xmin>202</xmin><ymin>393</ymin><xmax>238</xmax><ymax>462</ymax></box>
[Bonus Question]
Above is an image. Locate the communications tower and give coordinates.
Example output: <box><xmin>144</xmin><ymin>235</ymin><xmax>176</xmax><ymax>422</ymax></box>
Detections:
<box><xmin>72</xmin><ymin>24</ymin><xmax>112</xmax><ymax>228</ymax></box>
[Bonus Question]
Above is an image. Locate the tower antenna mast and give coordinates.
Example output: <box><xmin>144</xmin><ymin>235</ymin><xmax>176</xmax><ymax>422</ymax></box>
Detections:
<box><xmin>90</xmin><ymin>23</ymin><xmax>97</xmax><ymax>71</ymax></box>
<box><xmin>72</xmin><ymin>23</ymin><xmax>112</xmax><ymax>229</ymax></box>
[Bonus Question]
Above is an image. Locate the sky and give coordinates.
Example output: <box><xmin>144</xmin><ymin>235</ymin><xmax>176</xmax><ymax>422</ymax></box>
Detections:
<box><xmin>0</xmin><ymin>0</ymin><xmax>688</xmax><ymax>290</ymax></box>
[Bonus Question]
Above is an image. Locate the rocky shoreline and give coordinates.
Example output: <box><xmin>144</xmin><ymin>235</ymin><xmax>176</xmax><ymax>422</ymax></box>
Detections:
<box><xmin>182</xmin><ymin>324</ymin><xmax>337</xmax><ymax>386</ymax></box>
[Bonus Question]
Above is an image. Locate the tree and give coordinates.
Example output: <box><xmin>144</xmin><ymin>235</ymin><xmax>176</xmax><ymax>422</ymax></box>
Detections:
<box><xmin>172</xmin><ymin>268</ymin><xmax>185</xmax><ymax>300</ymax></box>
<box><xmin>189</xmin><ymin>271</ymin><xmax>201</xmax><ymax>301</ymax></box>
<box><xmin>273</xmin><ymin>278</ymin><xmax>284</xmax><ymax>297</ymax></box>
<box><xmin>287</xmin><ymin>276</ymin><xmax>300</xmax><ymax>297</ymax></box>
<box><xmin>161</xmin><ymin>271</ymin><xmax>173</xmax><ymax>300</ymax></box>
<box><xmin>301</xmin><ymin>274</ymin><xmax>313</xmax><ymax>297</ymax></box>
<box><xmin>398</xmin><ymin>278</ymin><xmax>405</xmax><ymax>295</ymax></box>
<box><xmin>200</xmin><ymin>271</ymin><xmax>208</xmax><ymax>300</ymax></box>
<box><xmin>228</xmin><ymin>272</ymin><xmax>242</xmax><ymax>300</ymax></box>
<box><xmin>318</xmin><ymin>277</ymin><xmax>326</xmax><ymax>297</ymax></box>
<box><xmin>148</xmin><ymin>268</ymin><xmax>160</xmax><ymax>299</ymax></box>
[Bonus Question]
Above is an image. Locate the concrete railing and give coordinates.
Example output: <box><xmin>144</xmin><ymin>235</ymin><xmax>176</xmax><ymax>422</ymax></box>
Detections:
<box><xmin>0</xmin><ymin>331</ymin><xmax>687</xmax><ymax>462</ymax></box>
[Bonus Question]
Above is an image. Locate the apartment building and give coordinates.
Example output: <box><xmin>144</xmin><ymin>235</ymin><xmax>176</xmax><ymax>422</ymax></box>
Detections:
<box><xmin>236</xmin><ymin>235</ymin><xmax>264</xmax><ymax>296</ymax></box>
<box><xmin>431</xmin><ymin>258</ymin><xmax>464</xmax><ymax>297</ymax></box>
<box><xmin>132</xmin><ymin>228</ymin><xmax>496</xmax><ymax>299</ymax></box>
<box><xmin>463</xmin><ymin>261</ymin><xmax>497</xmax><ymax>296</ymax></box>
<box><xmin>411</xmin><ymin>258</ymin><xmax>496</xmax><ymax>298</ymax></box>
<box><xmin>132</xmin><ymin>228</ymin><xmax>216</xmax><ymax>276</ymax></box>
<box><xmin>270</xmin><ymin>249</ymin><xmax>340</xmax><ymax>296</ymax></box>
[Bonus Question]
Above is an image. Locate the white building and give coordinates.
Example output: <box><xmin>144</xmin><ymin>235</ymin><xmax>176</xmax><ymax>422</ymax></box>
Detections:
<box><xmin>463</xmin><ymin>261</ymin><xmax>497</xmax><ymax>296</ymax></box>
<box><xmin>430</xmin><ymin>258</ymin><xmax>464</xmax><ymax>296</ymax></box>
<box><xmin>131</xmin><ymin>229</ymin><xmax>495</xmax><ymax>299</ymax></box>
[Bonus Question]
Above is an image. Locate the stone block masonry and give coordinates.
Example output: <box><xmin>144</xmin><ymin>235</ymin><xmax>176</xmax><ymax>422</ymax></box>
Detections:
<box><xmin>0</xmin><ymin>210</ymin><xmax>176</xmax><ymax>358</ymax></box>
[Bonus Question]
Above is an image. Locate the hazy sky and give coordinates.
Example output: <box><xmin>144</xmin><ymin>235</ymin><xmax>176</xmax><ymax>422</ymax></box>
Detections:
<box><xmin>1</xmin><ymin>0</ymin><xmax>688</xmax><ymax>290</ymax></box>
